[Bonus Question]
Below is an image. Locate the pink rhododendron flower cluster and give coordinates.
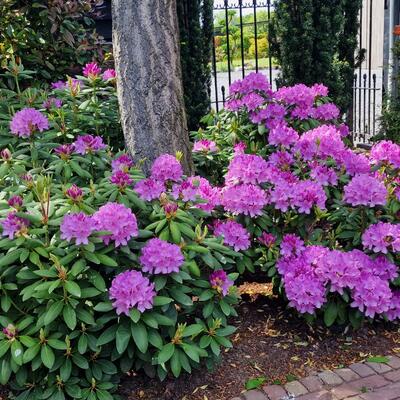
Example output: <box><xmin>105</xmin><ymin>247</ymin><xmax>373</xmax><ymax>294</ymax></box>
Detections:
<box><xmin>102</xmin><ymin>69</ymin><xmax>116</xmax><ymax>80</ymax></box>
<box><xmin>150</xmin><ymin>154</ymin><xmax>183</xmax><ymax>183</ymax></box>
<box><xmin>109</xmin><ymin>270</ymin><xmax>155</xmax><ymax>315</ymax></box>
<box><xmin>343</xmin><ymin>174</ymin><xmax>387</xmax><ymax>207</ymax></box>
<box><xmin>140</xmin><ymin>238</ymin><xmax>184</xmax><ymax>274</ymax></box>
<box><xmin>55</xmin><ymin>144</ymin><xmax>74</xmax><ymax>159</ymax></box>
<box><xmin>66</xmin><ymin>185</ymin><xmax>83</xmax><ymax>202</ymax></box>
<box><xmin>134</xmin><ymin>178</ymin><xmax>165</xmax><ymax>201</ymax></box>
<box><xmin>1</xmin><ymin>212</ymin><xmax>29</xmax><ymax>239</ymax></box>
<box><xmin>111</xmin><ymin>154</ymin><xmax>133</xmax><ymax>172</ymax></box>
<box><xmin>362</xmin><ymin>222</ymin><xmax>400</xmax><ymax>254</ymax></box>
<box><xmin>8</xmin><ymin>195</ymin><xmax>23</xmax><ymax>209</ymax></box>
<box><xmin>93</xmin><ymin>202</ymin><xmax>138</xmax><ymax>247</ymax></box>
<box><xmin>257</xmin><ymin>232</ymin><xmax>276</xmax><ymax>247</ymax></box>
<box><xmin>225</xmin><ymin>153</ymin><xmax>269</xmax><ymax>185</ymax></box>
<box><xmin>110</xmin><ymin>170</ymin><xmax>133</xmax><ymax>189</ymax></box>
<box><xmin>268</xmin><ymin>124</ymin><xmax>299</xmax><ymax>147</ymax></box>
<box><xmin>209</xmin><ymin>270</ymin><xmax>233</xmax><ymax>296</ymax></box>
<box><xmin>10</xmin><ymin>108</ymin><xmax>49</xmax><ymax>137</ymax></box>
<box><xmin>193</xmin><ymin>139</ymin><xmax>218</xmax><ymax>153</ymax></box>
<box><xmin>43</xmin><ymin>98</ymin><xmax>62</xmax><ymax>110</ymax></box>
<box><xmin>73</xmin><ymin>135</ymin><xmax>106</xmax><ymax>154</ymax></box>
<box><xmin>277</xmin><ymin>235</ymin><xmax>398</xmax><ymax>318</ymax></box>
<box><xmin>370</xmin><ymin>140</ymin><xmax>400</xmax><ymax>168</ymax></box>
<box><xmin>60</xmin><ymin>212</ymin><xmax>96</xmax><ymax>245</ymax></box>
<box><xmin>83</xmin><ymin>62</ymin><xmax>101</xmax><ymax>79</ymax></box>
<box><xmin>214</xmin><ymin>220</ymin><xmax>250</xmax><ymax>251</ymax></box>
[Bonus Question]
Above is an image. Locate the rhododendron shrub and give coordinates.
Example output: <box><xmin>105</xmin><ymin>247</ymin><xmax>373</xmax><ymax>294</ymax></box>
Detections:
<box><xmin>0</xmin><ymin>67</ymin><xmax>240</xmax><ymax>400</ymax></box>
<box><xmin>193</xmin><ymin>73</ymin><xmax>400</xmax><ymax>328</ymax></box>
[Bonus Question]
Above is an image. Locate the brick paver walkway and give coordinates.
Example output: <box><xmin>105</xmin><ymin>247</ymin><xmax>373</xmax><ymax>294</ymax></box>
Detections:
<box><xmin>232</xmin><ymin>355</ymin><xmax>400</xmax><ymax>400</ymax></box>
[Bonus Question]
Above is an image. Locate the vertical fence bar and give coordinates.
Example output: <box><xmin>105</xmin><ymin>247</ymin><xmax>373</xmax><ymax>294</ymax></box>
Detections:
<box><xmin>363</xmin><ymin>73</ymin><xmax>367</xmax><ymax>141</ymax></box>
<box><xmin>224</xmin><ymin>0</ymin><xmax>232</xmax><ymax>86</ymax></box>
<box><xmin>358</xmin><ymin>1</ymin><xmax>363</xmax><ymax>135</ymax></box>
<box><xmin>373</xmin><ymin>74</ymin><xmax>377</xmax><ymax>136</ymax></box>
<box><xmin>222</xmin><ymin>86</ymin><xmax>226</xmax><ymax>106</ymax></box>
<box><xmin>368</xmin><ymin>0</ymin><xmax>373</xmax><ymax>139</ymax></box>
<box><xmin>353</xmin><ymin>74</ymin><xmax>358</xmax><ymax>139</ymax></box>
<box><xmin>212</xmin><ymin>34</ymin><xmax>219</xmax><ymax>112</ymax></box>
<box><xmin>253</xmin><ymin>0</ymin><xmax>259</xmax><ymax>72</ymax></box>
<box><xmin>239</xmin><ymin>0</ymin><xmax>245</xmax><ymax>78</ymax></box>
<box><xmin>267</xmin><ymin>0</ymin><xmax>273</xmax><ymax>84</ymax></box>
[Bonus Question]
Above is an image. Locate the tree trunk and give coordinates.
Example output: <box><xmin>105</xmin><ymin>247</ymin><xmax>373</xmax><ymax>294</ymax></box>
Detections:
<box><xmin>112</xmin><ymin>0</ymin><xmax>193</xmax><ymax>175</ymax></box>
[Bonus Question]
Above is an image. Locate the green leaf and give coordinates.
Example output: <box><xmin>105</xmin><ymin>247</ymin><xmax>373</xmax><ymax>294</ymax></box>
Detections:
<box><xmin>153</xmin><ymin>296</ymin><xmax>174</xmax><ymax>307</ymax></box>
<box><xmin>47</xmin><ymin>339</ymin><xmax>67</xmax><ymax>351</ymax></box>
<box><xmin>22</xmin><ymin>343</ymin><xmax>40</xmax><ymax>363</ymax></box>
<box><xmin>44</xmin><ymin>301</ymin><xmax>64</xmax><ymax>326</ymax></box>
<box><xmin>181</xmin><ymin>343</ymin><xmax>200</xmax><ymax>363</ymax></box>
<box><xmin>0</xmin><ymin>359</ymin><xmax>11</xmax><ymax>384</ymax></box>
<box><xmin>116</xmin><ymin>324</ymin><xmax>131</xmax><ymax>354</ymax></box>
<box><xmin>367</xmin><ymin>356</ymin><xmax>389</xmax><ymax>363</ymax></box>
<box><xmin>158</xmin><ymin>343</ymin><xmax>175</xmax><ymax>364</ymax></box>
<box><xmin>97</xmin><ymin>325</ymin><xmax>118</xmax><ymax>346</ymax></box>
<box><xmin>129</xmin><ymin>308</ymin><xmax>141</xmax><ymax>323</ymax></box>
<box><xmin>63</xmin><ymin>305</ymin><xmax>77</xmax><ymax>330</ymax></box>
<box><xmin>60</xmin><ymin>359</ymin><xmax>72</xmax><ymax>381</ymax></box>
<box><xmin>324</xmin><ymin>302</ymin><xmax>338</xmax><ymax>327</ymax></box>
<box><xmin>41</xmin><ymin>345</ymin><xmax>55</xmax><ymax>369</ymax></box>
<box><xmin>72</xmin><ymin>353</ymin><xmax>88</xmax><ymax>369</ymax></box>
<box><xmin>11</xmin><ymin>340</ymin><xmax>23</xmax><ymax>366</ymax></box>
<box><xmin>182</xmin><ymin>324</ymin><xmax>203</xmax><ymax>338</ymax></box>
<box><xmin>0</xmin><ymin>340</ymin><xmax>10</xmax><ymax>358</ymax></box>
<box><xmin>94</xmin><ymin>302</ymin><xmax>113</xmax><ymax>312</ymax></box>
<box><xmin>96</xmin><ymin>390</ymin><xmax>114</xmax><ymax>400</ymax></box>
<box><xmin>131</xmin><ymin>322</ymin><xmax>148</xmax><ymax>353</ymax></box>
<box><xmin>245</xmin><ymin>377</ymin><xmax>267</xmax><ymax>390</ymax></box>
<box><xmin>0</xmin><ymin>249</ymin><xmax>23</xmax><ymax>267</ymax></box>
<box><xmin>96</xmin><ymin>253</ymin><xmax>118</xmax><ymax>267</ymax></box>
<box><xmin>65</xmin><ymin>281</ymin><xmax>81</xmax><ymax>298</ymax></box>
<box><xmin>170</xmin><ymin>351</ymin><xmax>181</xmax><ymax>377</ymax></box>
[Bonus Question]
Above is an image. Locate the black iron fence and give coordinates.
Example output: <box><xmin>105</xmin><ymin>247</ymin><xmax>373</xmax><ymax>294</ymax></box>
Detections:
<box><xmin>211</xmin><ymin>0</ymin><xmax>276</xmax><ymax>111</ymax></box>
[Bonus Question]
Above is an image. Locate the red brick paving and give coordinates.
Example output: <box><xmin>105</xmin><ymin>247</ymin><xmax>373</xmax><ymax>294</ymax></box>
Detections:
<box><xmin>233</xmin><ymin>355</ymin><xmax>400</xmax><ymax>400</ymax></box>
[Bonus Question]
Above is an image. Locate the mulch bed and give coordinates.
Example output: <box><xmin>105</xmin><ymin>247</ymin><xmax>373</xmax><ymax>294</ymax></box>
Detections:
<box><xmin>121</xmin><ymin>293</ymin><xmax>400</xmax><ymax>400</ymax></box>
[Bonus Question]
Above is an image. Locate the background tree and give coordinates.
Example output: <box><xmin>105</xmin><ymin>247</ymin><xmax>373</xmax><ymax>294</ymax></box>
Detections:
<box><xmin>177</xmin><ymin>0</ymin><xmax>213</xmax><ymax>131</ymax></box>
<box><xmin>270</xmin><ymin>0</ymin><xmax>362</xmax><ymax>114</ymax></box>
<box><xmin>112</xmin><ymin>0</ymin><xmax>193</xmax><ymax>174</ymax></box>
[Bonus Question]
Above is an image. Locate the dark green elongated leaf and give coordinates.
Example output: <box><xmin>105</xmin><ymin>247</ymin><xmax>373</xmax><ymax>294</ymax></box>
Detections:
<box><xmin>22</xmin><ymin>343</ymin><xmax>40</xmax><ymax>363</ymax></box>
<box><xmin>94</xmin><ymin>302</ymin><xmax>113</xmax><ymax>312</ymax></box>
<box><xmin>0</xmin><ymin>249</ymin><xmax>23</xmax><ymax>267</ymax></box>
<box><xmin>96</xmin><ymin>390</ymin><xmax>114</xmax><ymax>400</ymax></box>
<box><xmin>157</xmin><ymin>343</ymin><xmax>175</xmax><ymax>364</ymax></box>
<box><xmin>116</xmin><ymin>324</ymin><xmax>131</xmax><ymax>354</ymax></box>
<box><xmin>152</xmin><ymin>296</ymin><xmax>173</xmax><ymax>307</ymax></box>
<box><xmin>182</xmin><ymin>324</ymin><xmax>203</xmax><ymax>338</ymax></box>
<box><xmin>47</xmin><ymin>339</ymin><xmax>67</xmax><ymax>350</ymax></box>
<box><xmin>131</xmin><ymin>322</ymin><xmax>148</xmax><ymax>353</ymax></box>
<box><xmin>72</xmin><ymin>353</ymin><xmax>88</xmax><ymax>369</ymax></box>
<box><xmin>170</xmin><ymin>351</ymin><xmax>181</xmax><ymax>378</ymax></box>
<box><xmin>41</xmin><ymin>345</ymin><xmax>55</xmax><ymax>369</ymax></box>
<box><xmin>324</xmin><ymin>302</ymin><xmax>338</xmax><ymax>327</ymax></box>
<box><xmin>148</xmin><ymin>330</ymin><xmax>163</xmax><ymax>350</ymax></box>
<box><xmin>181</xmin><ymin>344</ymin><xmax>200</xmax><ymax>363</ymax></box>
<box><xmin>63</xmin><ymin>305</ymin><xmax>77</xmax><ymax>330</ymax></box>
<box><xmin>76</xmin><ymin>308</ymin><xmax>95</xmax><ymax>325</ymax></box>
<box><xmin>65</xmin><ymin>281</ymin><xmax>81</xmax><ymax>298</ymax></box>
<box><xmin>0</xmin><ymin>359</ymin><xmax>11</xmax><ymax>384</ymax></box>
<box><xmin>78</xmin><ymin>334</ymin><xmax>88</xmax><ymax>354</ymax></box>
<box><xmin>129</xmin><ymin>308</ymin><xmax>141</xmax><ymax>323</ymax></box>
<box><xmin>0</xmin><ymin>340</ymin><xmax>10</xmax><ymax>358</ymax></box>
<box><xmin>60</xmin><ymin>359</ymin><xmax>72</xmax><ymax>381</ymax></box>
<box><xmin>216</xmin><ymin>326</ymin><xmax>236</xmax><ymax>337</ymax></box>
<box><xmin>97</xmin><ymin>325</ymin><xmax>118</xmax><ymax>346</ymax></box>
<box><xmin>11</xmin><ymin>340</ymin><xmax>23</xmax><ymax>366</ymax></box>
<box><xmin>44</xmin><ymin>301</ymin><xmax>64</xmax><ymax>326</ymax></box>
<box><xmin>96</xmin><ymin>253</ymin><xmax>118</xmax><ymax>267</ymax></box>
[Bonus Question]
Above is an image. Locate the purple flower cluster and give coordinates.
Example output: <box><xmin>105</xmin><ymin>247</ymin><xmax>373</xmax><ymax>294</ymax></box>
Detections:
<box><xmin>109</xmin><ymin>270</ymin><xmax>155</xmax><ymax>315</ymax></box>
<box><xmin>110</xmin><ymin>170</ymin><xmax>133</xmax><ymax>189</ymax></box>
<box><xmin>214</xmin><ymin>220</ymin><xmax>250</xmax><ymax>251</ymax></box>
<box><xmin>150</xmin><ymin>154</ymin><xmax>183</xmax><ymax>183</ymax></box>
<box><xmin>66</xmin><ymin>185</ymin><xmax>83</xmax><ymax>202</ymax></box>
<box><xmin>370</xmin><ymin>140</ymin><xmax>400</xmax><ymax>169</ymax></box>
<box><xmin>268</xmin><ymin>124</ymin><xmax>299</xmax><ymax>147</ymax></box>
<box><xmin>8</xmin><ymin>195</ymin><xmax>23</xmax><ymax>209</ymax></box>
<box><xmin>10</xmin><ymin>108</ymin><xmax>49</xmax><ymax>137</ymax></box>
<box><xmin>225</xmin><ymin>153</ymin><xmax>269</xmax><ymax>185</ymax></box>
<box><xmin>60</xmin><ymin>212</ymin><xmax>96</xmax><ymax>245</ymax></box>
<box><xmin>73</xmin><ymin>135</ymin><xmax>106</xmax><ymax>155</ymax></box>
<box><xmin>140</xmin><ymin>238</ymin><xmax>184</xmax><ymax>274</ymax></box>
<box><xmin>103</xmin><ymin>69</ymin><xmax>116</xmax><ymax>81</ymax></box>
<box><xmin>55</xmin><ymin>144</ymin><xmax>74</xmax><ymax>160</ymax></box>
<box><xmin>1</xmin><ymin>212</ymin><xmax>29</xmax><ymax>239</ymax></box>
<box><xmin>134</xmin><ymin>178</ymin><xmax>165</xmax><ymax>201</ymax></box>
<box><xmin>111</xmin><ymin>154</ymin><xmax>133</xmax><ymax>172</ymax></box>
<box><xmin>93</xmin><ymin>202</ymin><xmax>138</xmax><ymax>247</ymax></box>
<box><xmin>43</xmin><ymin>98</ymin><xmax>62</xmax><ymax>110</ymax></box>
<box><xmin>83</xmin><ymin>62</ymin><xmax>101</xmax><ymax>79</ymax></box>
<box><xmin>277</xmin><ymin>235</ymin><xmax>398</xmax><ymax>318</ymax></box>
<box><xmin>362</xmin><ymin>222</ymin><xmax>400</xmax><ymax>254</ymax></box>
<box><xmin>343</xmin><ymin>174</ymin><xmax>387</xmax><ymax>207</ymax></box>
<box><xmin>209</xmin><ymin>270</ymin><xmax>233</xmax><ymax>296</ymax></box>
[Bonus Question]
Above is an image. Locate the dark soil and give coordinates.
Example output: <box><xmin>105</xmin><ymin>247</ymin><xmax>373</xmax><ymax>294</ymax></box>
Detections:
<box><xmin>120</xmin><ymin>295</ymin><xmax>400</xmax><ymax>400</ymax></box>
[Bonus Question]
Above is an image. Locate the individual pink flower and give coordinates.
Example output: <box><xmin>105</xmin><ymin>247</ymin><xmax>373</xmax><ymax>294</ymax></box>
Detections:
<box><xmin>2</xmin><ymin>324</ymin><xmax>17</xmax><ymax>340</ymax></box>
<box><xmin>258</xmin><ymin>232</ymin><xmax>276</xmax><ymax>247</ymax></box>
<box><xmin>74</xmin><ymin>135</ymin><xmax>106</xmax><ymax>154</ymax></box>
<box><xmin>1</xmin><ymin>212</ymin><xmax>29</xmax><ymax>239</ymax></box>
<box><xmin>387</xmin><ymin>291</ymin><xmax>400</xmax><ymax>321</ymax></box>
<box><xmin>93</xmin><ymin>202</ymin><xmax>138</xmax><ymax>247</ymax></box>
<box><xmin>60</xmin><ymin>212</ymin><xmax>95</xmax><ymax>245</ymax></box>
<box><xmin>370</xmin><ymin>140</ymin><xmax>400</xmax><ymax>168</ymax></box>
<box><xmin>362</xmin><ymin>222</ymin><xmax>400</xmax><ymax>254</ymax></box>
<box><xmin>83</xmin><ymin>62</ymin><xmax>101</xmax><ymax>79</ymax></box>
<box><xmin>10</xmin><ymin>108</ymin><xmax>49</xmax><ymax>137</ymax></box>
<box><xmin>234</xmin><ymin>141</ymin><xmax>246</xmax><ymax>154</ymax></box>
<box><xmin>209</xmin><ymin>270</ymin><xmax>234</xmax><ymax>296</ymax></box>
<box><xmin>309</xmin><ymin>163</ymin><xmax>338</xmax><ymax>186</ymax></box>
<box><xmin>242</xmin><ymin>92</ymin><xmax>265</xmax><ymax>111</ymax></box>
<box><xmin>163</xmin><ymin>202</ymin><xmax>178</xmax><ymax>217</ymax></box>
<box><xmin>42</xmin><ymin>98</ymin><xmax>62</xmax><ymax>110</ymax></box>
<box><xmin>280</xmin><ymin>234</ymin><xmax>305</xmax><ymax>258</ymax></box>
<box><xmin>66</xmin><ymin>185</ymin><xmax>83</xmax><ymax>202</ymax></box>
<box><xmin>8</xmin><ymin>195</ymin><xmax>23</xmax><ymax>209</ymax></box>
<box><xmin>343</xmin><ymin>174</ymin><xmax>387</xmax><ymax>207</ymax></box>
<box><xmin>134</xmin><ymin>178</ymin><xmax>165</xmax><ymax>201</ymax></box>
<box><xmin>112</xmin><ymin>154</ymin><xmax>133</xmax><ymax>172</ymax></box>
<box><xmin>340</xmin><ymin>149</ymin><xmax>371</xmax><ymax>176</ymax></box>
<box><xmin>214</xmin><ymin>220</ymin><xmax>250</xmax><ymax>251</ymax></box>
<box><xmin>222</xmin><ymin>183</ymin><xmax>267</xmax><ymax>217</ymax></box>
<box><xmin>140</xmin><ymin>238</ymin><xmax>184</xmax><ymax>274</ymax></box>
<box><xmin>110</xmin><ymin>170</ymin><xmax>133</xmax><ymax>189</ymax></box>
<box><xmin>311</xmin><ymin>103</ymin><xmax>340</xmax><ymax>120</ymax></box>
<box><xmin>109</xmin><ymin>270</ymin><xmax>155</xmax><ymax>315</ymax></box>
<box><xmin>102</xmin><ymin>69</ymin><xmax>116</xmax><ymax>80</ymax></box>
<box><xmin>150</xmin><ymin>154</ymin><xmax>183</xmax><ymax>183</ymax></box>
<box><xmin>55</xmin><ymin>144</ymin><xmax>74</xmax><ymax>160</ymax></box>
<box><xmin>291</xmin><ymin>180</ymin><xmax>327</xmax><ymax>213</ymax></box>
<box><xmin>192</xmin><ymin>139</ymin><xmax>218</xmax><ymax>153</ymax></box>
<box><xmin>0</xmin><ymin>149</ymin><xmax>11</xmax><ymax>161</ymax></box>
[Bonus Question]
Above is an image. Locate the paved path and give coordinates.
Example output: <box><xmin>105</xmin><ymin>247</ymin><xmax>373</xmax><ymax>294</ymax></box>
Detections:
<box><xmin>232</xmin><ymin>355</ymin><xmax>400</xmax><ymax>400</ymax></box>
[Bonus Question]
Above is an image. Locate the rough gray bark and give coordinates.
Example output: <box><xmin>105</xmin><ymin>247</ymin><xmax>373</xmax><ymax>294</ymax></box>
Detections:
<box><xmin>112</xmin><ymin>0</ymin><xmax>193</xmax><ymax>174</ymax></box>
